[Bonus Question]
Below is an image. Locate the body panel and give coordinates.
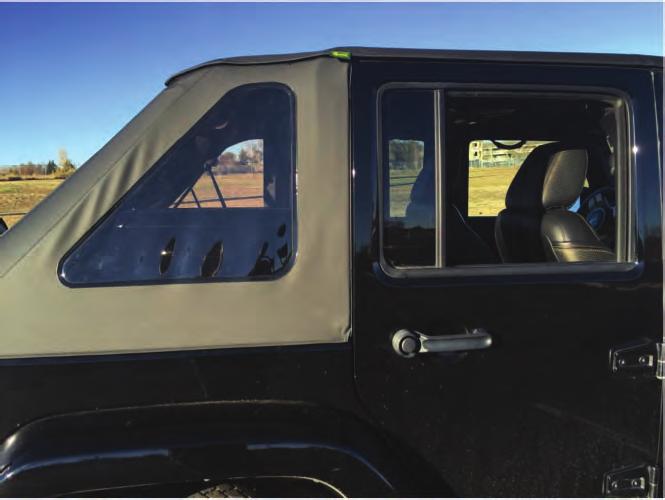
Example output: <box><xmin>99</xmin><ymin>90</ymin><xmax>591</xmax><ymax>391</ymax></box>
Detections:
<box><xmin>0</xmin><ymin>347</ymin><xmax>446</xmax><ymax>497</ymax></box>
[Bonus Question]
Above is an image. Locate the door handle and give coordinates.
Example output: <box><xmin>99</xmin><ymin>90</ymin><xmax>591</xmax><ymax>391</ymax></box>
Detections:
<box><xmin>392</xmin><ymin>328</ymin><xmax>492</xmax><ymax>358</ymax></box>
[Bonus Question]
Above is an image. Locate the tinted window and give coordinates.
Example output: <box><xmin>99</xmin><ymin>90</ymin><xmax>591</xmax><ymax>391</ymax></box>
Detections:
<box><xmin>381</xmin><ymin>90</ymin><xmax>436</xmax><ymax>268</ymax></box>
<box><xmin>61</xmin><ymin>84</ymin><xmax>295</xmax><ymax>285</ymax></box>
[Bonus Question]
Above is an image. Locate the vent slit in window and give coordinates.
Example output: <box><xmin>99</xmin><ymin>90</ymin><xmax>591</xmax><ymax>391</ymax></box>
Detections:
<box><xmin>159</xmin><ymin>237</ymin><xmax>176</xmax><ymax>276</ymax></box>
<box><xmin>201</xmin><ymin>241</ymin><xmax>223</xmax><ymax>278</ymax></box>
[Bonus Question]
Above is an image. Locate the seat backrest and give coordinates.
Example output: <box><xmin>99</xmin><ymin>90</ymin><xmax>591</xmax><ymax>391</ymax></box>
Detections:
<box><xmin>495</xmin><ymin>143</ymin><xmax>615</xmax><ymax>263</ymax></box>
<box><xmin>539</xmin><ymin>151</ymin><xmax>616</xmax><ymax>262</ymax></box>
<box><xmin>494</xmin><ymin>143</ymin><xmax>566</xmax><ymax>263</ymax></box>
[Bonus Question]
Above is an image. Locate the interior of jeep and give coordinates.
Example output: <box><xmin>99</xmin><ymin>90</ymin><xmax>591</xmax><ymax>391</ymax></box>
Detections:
<box><xmin>382</xmin><ymin>89</ymin><xmax>625</xmax><ymax>269</ymax></box>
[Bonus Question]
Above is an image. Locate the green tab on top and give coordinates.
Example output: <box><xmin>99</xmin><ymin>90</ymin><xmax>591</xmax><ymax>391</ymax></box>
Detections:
<box><xmin>330</xmin><ymin>50</ymin><xmax>351</xmax><ymax>61</ymax></box>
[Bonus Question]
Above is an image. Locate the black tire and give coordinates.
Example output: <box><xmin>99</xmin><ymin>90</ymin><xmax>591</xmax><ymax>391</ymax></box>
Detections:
<box><xmin>189</xmin><ymin>483</ymin><xmax>253</xmax><ymax>498</ymax></box>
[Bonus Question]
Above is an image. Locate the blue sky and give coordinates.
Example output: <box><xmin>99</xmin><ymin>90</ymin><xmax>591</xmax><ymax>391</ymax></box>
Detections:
<box><xmin>1</xmin><ymin>2</ymin><xmax>662</xmax><ymax>166</ymax></box>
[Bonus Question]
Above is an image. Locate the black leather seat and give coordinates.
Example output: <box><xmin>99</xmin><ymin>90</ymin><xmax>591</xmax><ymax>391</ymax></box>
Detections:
<box><xmin>495</xmin><ymin>143</ymin><xmax>615</xmax><ymax>263</ymax></box>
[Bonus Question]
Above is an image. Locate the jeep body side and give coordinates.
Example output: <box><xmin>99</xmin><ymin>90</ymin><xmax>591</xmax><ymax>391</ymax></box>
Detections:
<box><xmin>0</xmin><ymin>47</ymin><xmax>662</xmax><ymax>497</ymax></box>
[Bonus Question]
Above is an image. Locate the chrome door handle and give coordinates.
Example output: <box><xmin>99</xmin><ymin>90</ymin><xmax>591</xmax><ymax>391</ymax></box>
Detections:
<box><xmin>392</xmin><ymin>328</ymin><xmax>492</xmax><ymax>358</ymax></box>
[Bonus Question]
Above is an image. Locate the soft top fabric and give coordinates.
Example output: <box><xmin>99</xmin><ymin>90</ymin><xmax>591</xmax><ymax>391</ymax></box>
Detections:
<box><xmin>166</xmin><ymin>47</ymin><xmax>662</xmax><ymax>85</ymax></box>
<box><xmin>0</xmin><ymin>57</ymin><xmax>350</xmax><ymax>358</ymax></box>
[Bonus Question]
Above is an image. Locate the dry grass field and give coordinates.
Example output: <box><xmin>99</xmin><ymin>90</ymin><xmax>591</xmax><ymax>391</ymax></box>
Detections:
<box><xmin>390</xmin><ymin>166</ymin><xmax>518</xmax><ymax>217</ymax></box>
<box><xmin>177</xmin><ymin>172</ymin><xmax>265</xmax><ymax>208</ymax></box>
<box><xmin>0</xmin><ymin>167</ymin><xmax>519</xmax><ymax>229</ymax></box>
<box><xmin>0</xmin><ymin>179</ymin><xmax>63</xmax><ymax>227</ymax></box>
<box><xmin>467</xmin><ymin>166</ymin><xmax>519</xmax><ymax>216</ymax></box>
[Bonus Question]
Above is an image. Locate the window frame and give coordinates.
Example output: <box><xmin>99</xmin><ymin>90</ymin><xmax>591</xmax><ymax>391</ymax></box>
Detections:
<box><xmin>376</xmin><ymin>82</ymin><xmax>636</xmax><ymax>280</ymax></box>
<box><xmin>58</xmin><ymin>82</ymin><xmax>298</xmax><ymax>288</ymax></box>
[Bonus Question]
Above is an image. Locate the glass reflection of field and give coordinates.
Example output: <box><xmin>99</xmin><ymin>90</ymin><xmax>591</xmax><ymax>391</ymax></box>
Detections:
<box><xmin>388</xmin><ymin>168</ymin><xmax>420</xmax><ymax>217</ymax></box>
<box><xmin>178</xmin><ymin>172</ymin><xmax>264</xmax><ymax>208</ymax></box>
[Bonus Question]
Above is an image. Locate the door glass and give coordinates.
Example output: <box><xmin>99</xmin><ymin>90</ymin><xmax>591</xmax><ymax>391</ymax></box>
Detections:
<box><xmin>387</xmin><ymin>139</ymin><xmax>425</xmax><ymax>218</ymax></box>
<box><xmin>381</xmin><ymin>90</ymin><xmax>436</xmax><ymax>268</ymax></box>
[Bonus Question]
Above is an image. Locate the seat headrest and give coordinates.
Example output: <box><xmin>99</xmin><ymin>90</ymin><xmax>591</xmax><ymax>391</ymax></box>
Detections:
<box><xmin>541</xmin><ymin>149</ymin><xmax>588</xmax><ymax>209</ymax></box>
<box><xmin>505</xmin><ymin>143</ymin><xmax>588</xmax><ymax>211</ymax></box>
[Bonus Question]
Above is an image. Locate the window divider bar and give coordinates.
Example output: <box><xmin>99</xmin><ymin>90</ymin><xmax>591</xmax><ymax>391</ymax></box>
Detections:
<box><xmin>434</xmin><ymin>89</ymin><xmax>445</xmax><ymax>268</ymax></box>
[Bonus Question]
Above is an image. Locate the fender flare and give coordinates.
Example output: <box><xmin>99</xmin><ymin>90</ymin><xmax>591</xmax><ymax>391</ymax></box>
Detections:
<box><xmin>0</xmin><ymin>400</ymin><xmax>451</xmax><ymax>496</ymax></box>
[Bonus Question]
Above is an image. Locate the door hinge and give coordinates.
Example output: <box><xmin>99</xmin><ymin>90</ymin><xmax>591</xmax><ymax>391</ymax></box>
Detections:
<box><xmin>603</xmin><ymin>464</ymin><xmax>659</xmax><ymax>497</ymax></box>
<box><xmin>610</xmin><ymin>339</ymin><xmax>664</xmax><ymax>380</ymax></box>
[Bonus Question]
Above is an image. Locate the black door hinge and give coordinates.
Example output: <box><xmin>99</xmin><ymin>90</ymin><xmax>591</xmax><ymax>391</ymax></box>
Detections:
<box><xmin>610</xmin><ymin>339</ymin><xmax>664</xmax><ymax>379</ymax></box>
<box><xmin>603</xmin><ymin>464</ymin><xmax>659</xmax><ymax>497</ymax></box>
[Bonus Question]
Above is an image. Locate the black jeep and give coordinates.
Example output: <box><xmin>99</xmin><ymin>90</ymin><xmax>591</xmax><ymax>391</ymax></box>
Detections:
<box><xmin>0</xmin><ymin>47</ymin><xmax>662</xmax><ymax>497</ymax></box>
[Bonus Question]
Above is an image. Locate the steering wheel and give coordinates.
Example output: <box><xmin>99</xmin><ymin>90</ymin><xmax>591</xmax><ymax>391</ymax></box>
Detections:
<box><xmin>577</xmin><ymin>186</ymin><xmax>616</xmax><ymax>247</ymax></box>
<box><xmin>491</xmin><ymin>139</ymin><xmax>526</xmax><ymax>150</ymax></box>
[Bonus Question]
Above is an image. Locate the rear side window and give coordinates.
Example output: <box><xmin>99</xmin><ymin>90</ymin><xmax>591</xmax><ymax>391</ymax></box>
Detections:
<box><xmin>61</xmin><ymin>84</ymin><xmax>295</xmax><ymax>285</ymax></box>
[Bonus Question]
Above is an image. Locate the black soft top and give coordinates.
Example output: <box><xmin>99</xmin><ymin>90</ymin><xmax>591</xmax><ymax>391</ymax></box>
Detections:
<box><xmin>166</xmin><ymin>46</ymin><xmax>663</xmax><ymax>85</ymax></box>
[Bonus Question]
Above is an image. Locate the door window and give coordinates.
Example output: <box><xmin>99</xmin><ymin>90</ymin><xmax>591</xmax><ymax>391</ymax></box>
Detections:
<box><xmin>380</xmin><ymin>88</ymin><xmax>627</xmax><ymax>270</ymax></box>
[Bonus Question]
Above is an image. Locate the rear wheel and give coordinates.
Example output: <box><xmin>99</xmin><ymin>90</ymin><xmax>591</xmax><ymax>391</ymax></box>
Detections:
<box><xmin>189</xmin><ymin>483</ymin><xmax>253</xmax><ymax>498</ymax></box>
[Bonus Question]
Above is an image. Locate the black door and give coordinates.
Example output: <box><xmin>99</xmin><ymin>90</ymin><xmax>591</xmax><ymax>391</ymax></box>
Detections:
<box><xmin>352</xmin><ymin>58</ymin><xmax>662</xmax><ymax>497</ymax></box>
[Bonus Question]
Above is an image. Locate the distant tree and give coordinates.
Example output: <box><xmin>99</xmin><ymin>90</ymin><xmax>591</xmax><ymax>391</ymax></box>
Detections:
<box><xmin>250</xmin><ymin>141</ymin><xmax>264</xmax><ymax>171</ymax></box>
<box><xmin>57</xmin><ymin>148</ymin><xmax>76</xmax><ymax>174</ymax></box>
<box><xmin>45</xmin><ymin>160</ymin><xmax>57</xmax><ymax>175</ymax></box>
<box><xmin>58</xmin><ymin>149</ymin><xmax>68</xmax><ymax>167</ymax></box>
<box><xmin>214</xmin><ymin>151</ymin><xmax>236</xmax><ymax>174</ymax></box>
<box><xmin>389</xmin><ymin>140</ymin><xmax>424</xmax><ymax>170</ymax></box>
<box><xmin>17</xmin><ymin>162</ymin><xmax>39</xmax><ymax>176</ymax></box>
<box><xmin>238</xmin><ymin>148</ymin><xmax>250</xmax><ymax>165</ymax></box>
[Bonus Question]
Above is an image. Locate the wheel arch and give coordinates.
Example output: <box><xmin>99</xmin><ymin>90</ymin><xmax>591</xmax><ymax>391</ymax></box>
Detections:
<box><xmin>0</xmin><ymin>400</ymin><xmax>451</xmax><ymax>497</ymax></box>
